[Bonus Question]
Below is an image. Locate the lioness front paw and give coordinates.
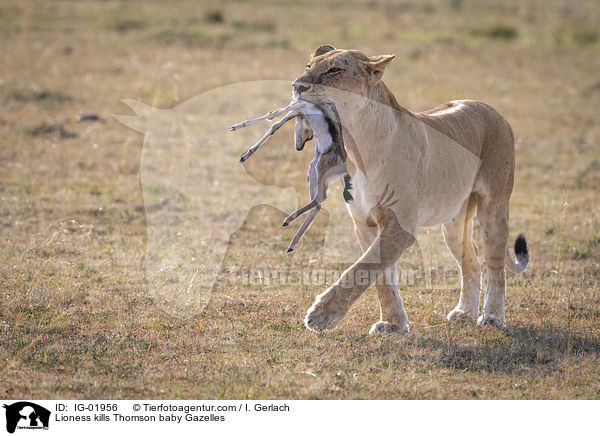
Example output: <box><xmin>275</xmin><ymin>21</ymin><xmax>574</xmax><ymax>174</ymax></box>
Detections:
<box><xmin>369</xmin><ymin>321</ymin><xmax>409</xmax><ymax>335</ymax></box>
<box><xmin>447</xmin><ymin>307</ymin><xmax>478</xmax><ymax>323</ymax></box>
<box><xmin>304</xmin><ymin>293</ymin><xmax>345</xmax><ymax>332</ymax></box>
<box><xmin>477</xmin><ymin>314</ymin><xmax>506</xmax><ymax>328</ymax></box>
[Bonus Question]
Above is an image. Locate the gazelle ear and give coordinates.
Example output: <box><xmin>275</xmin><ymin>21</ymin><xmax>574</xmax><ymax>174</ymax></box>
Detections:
<box><xmin>120</xmin><ymin>99</ymin><xmax>154</xmax><ymax>117</ymax></box>
<box><xmin>312</xmin><ymin>44</ymin><xmax>336</xmax><ymax>58</ymax></box>
<box><xmin>113</xmin><ymin>99</ymin><xmax>154</xmax><ymax>133</ymax></box>
<box><xmin>364</xmin><ymin>54</ymin><xmax>395</xmax><ymax>85</ymax></box>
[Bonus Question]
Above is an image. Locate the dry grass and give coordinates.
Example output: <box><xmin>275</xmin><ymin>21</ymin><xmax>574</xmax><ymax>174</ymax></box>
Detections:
<box><xmin>1</xmin><ymin>0</ymin><xmax>599</xmax><ymax>399</ymax></box>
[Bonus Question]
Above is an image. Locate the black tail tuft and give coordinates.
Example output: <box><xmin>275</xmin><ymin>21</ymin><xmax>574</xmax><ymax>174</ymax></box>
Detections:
<box><xmin>343</xmin><ymin>174</ymin><xmax>353</xmax><ymax>203</ymax></box>
<box><xmin>343</xmin><ymin>189</ymin><xmax>353</xmax><ymax>203</ymax></box>
<box><xmin>514</xmin><ymin>233</ymin><xmax>529</xmax><ymax>264</ymax></box>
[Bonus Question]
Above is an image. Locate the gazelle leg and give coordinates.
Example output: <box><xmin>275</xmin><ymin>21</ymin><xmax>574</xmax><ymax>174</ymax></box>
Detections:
<box><xmin>229</xmin><ymin>100</ymin><xmax>306</xmax><ymax>131</ymax></box>
<box><xmin>286</xmin><ymin>206</ymin><xmax>321</xmax><ymax>253</ymax></box>
<box><xmin>239</xmin><ymin>111</ymin><xmax>298</xmax><ymax>162</ymax></box>
<box><xmin>283</xmin><ymin>156</ymin><xmax>320</xmax><ymax>226</ymax></box>
<box><xmin>282</xmin><ymin>200</ymin><xmax>320</xmax><ymax>227</ymax></box>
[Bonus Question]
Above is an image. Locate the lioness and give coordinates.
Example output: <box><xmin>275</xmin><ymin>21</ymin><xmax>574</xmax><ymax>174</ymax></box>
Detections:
<box><xmin>293</xmin><ymin>45</ymin><xmax>529</xmax><ymax>333</ymax></box>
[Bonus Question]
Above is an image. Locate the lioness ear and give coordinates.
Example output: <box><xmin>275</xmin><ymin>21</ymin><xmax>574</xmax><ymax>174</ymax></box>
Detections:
<box><xmin>312</xmin><ymin>44</ymin><xmax>336</xmax><ymax>58</ymax></box>
<box><xmin>365</xmin><ymin>54</ymin><xmax>395</xmax><ymax>85</ymax></box>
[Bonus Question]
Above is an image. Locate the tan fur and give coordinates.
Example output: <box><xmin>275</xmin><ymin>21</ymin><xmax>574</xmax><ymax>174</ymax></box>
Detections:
<box><xmin>294</xmin><ymin>45</ymin><xmax>526</xmax><ymax>332</ymax></box>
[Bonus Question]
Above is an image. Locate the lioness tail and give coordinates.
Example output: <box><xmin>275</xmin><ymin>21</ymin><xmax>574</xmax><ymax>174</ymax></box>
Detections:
<box><xmin>506</xmin><ymin>233</ymin><xmax>529</xmax><ymax>273</ymax></box>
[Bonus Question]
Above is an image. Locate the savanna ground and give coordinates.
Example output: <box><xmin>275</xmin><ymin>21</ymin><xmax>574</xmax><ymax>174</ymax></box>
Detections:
<box><xmin>1</xmin><ymin>0</ymin><xmax>599</xmax><ymax>399</ymax></box>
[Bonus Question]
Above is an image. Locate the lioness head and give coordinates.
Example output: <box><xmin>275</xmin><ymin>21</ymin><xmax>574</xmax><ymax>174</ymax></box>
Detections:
<box><xmin>292</xmin><ymin>45</ymin><xmax>395</xmax><ymax>105</ymax></box>
<box><xmin>292</xmin><ymin>45</ymin><xmax>395</xmax><ymax>151</ymax></box>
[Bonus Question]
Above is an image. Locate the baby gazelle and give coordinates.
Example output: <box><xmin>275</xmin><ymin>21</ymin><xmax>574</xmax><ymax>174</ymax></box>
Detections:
<box><xmin>230</xmin><ymin>100</ymin><xmax>352</xmax><ymax>252</ymax></box>
<box><xmin>283</xmin><ymin>102</ymin><xmax>352</xmax><ymax>252</ymax></box>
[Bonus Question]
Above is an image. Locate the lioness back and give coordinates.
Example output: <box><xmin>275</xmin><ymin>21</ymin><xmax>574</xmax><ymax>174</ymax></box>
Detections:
<box><xmin>416</xmin><ymin>99</ymin><xmax>514</xmax><ymax>161</ymax></box>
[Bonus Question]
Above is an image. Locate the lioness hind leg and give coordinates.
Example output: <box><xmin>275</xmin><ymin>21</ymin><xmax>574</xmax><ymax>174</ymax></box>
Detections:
<box><xmin>444</xmin><ymin>195</ymin><xmax>481</xmax><ymax>322</ymax></box>
<box><xmin>354</xmin><ymin>222</ymin><xmax>409</xmax><ymax>335</ymax></box>
<box><xmin>476</xmin><ymin>197</ymin><xmax>510</xmax><ymax>328</ymax></box>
